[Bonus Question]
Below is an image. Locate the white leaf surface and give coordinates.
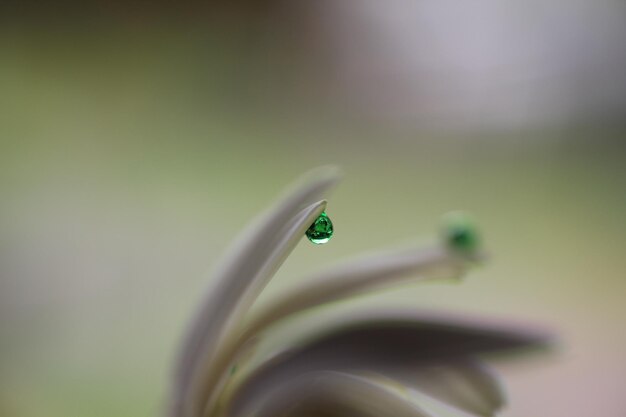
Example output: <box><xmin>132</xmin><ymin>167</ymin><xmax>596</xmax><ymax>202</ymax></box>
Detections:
<box><xmin>168</xmin><ymin>166</ymin><xmax>340</xmax><ymax>417</ymax></box>
<box><xmin>242</xmin><ymin>371</ymin><xmax>436</xmax><ymax>417</ymax></box>
<box><xmin>242</xmin><ymin>244</ymin><xmax>481</xmax><ymax>339</ymax></box>
<box><xmin>227</xmin><ymin>310</ymin><xmax>549</xmax><ymax>417</ymax></box>
<box><xmin>397</xmin><ymin>359</ymin><xmax>505</xmax><ymax>417</ymax></box>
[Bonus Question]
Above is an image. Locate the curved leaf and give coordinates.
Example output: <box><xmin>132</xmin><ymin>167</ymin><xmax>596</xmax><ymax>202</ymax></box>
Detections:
<box><xmin>241</xmin><ymin>245</ymin><xmax>481</xmax><ymax>339</ymax></box>
<box><xmin>227</xmin><ymin>310</ymin><xmax>549</xmax><ymax>417</ymax></box>
<box><xmin>240</xmin><ymin>371</ymin><xmax>436</xmax><ymax>417</ymax></box>
<box><xmin>168</xmin><ymin>167</ymin><xmax>340</xmax><ymax>417</ymax></box>
<box><xmin>396</xmin><ymin>359</ymin><xmax>505</xmax><ymax>416</ymax></box>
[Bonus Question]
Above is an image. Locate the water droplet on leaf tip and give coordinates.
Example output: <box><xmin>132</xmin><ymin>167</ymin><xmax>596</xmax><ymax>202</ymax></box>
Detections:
<box><xmin>306</xmin><ymin>211</ymin><xmax>334</xmax><ymax>244</ymax></box>
<box><xmin>442</xmin><ymin>211</ymin><xmax>480</xmax><ymax>252</ymax></box>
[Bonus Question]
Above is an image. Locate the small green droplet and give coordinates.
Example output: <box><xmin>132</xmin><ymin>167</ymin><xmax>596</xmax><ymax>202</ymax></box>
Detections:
<box><xmin>442</xmin><ymin>212</ymin><xmax>480</xmax><ymax>252</ymax></box>
<box><xmin>306</xmin><ymin>211</ymin><xmax>334</xmax><ymax>244</ymax></box>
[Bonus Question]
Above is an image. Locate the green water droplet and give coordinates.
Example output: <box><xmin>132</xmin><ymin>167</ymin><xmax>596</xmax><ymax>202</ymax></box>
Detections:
<box><xmin>442</xmin><ymin>212</ymin><xmax>479</xmax><ymax>252</ymax></box>
<box><xmin>306</xmin><ymin>211</ymin><xmax>334</xmax><ymax>244</ymax></box>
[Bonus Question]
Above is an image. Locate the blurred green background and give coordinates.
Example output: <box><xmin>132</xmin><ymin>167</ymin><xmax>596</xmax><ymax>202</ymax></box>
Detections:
<box><xmin>1</xmin><ymin>2</ymin><xmax>625</xmax><ymax>416</ymax></box>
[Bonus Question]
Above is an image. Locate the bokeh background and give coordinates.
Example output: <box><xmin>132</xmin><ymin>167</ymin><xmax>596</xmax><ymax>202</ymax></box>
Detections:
<box><xmin>1</xmin><ymin>1</ymin><xmax>625</xmax><ymax>416</ymax></box>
